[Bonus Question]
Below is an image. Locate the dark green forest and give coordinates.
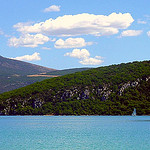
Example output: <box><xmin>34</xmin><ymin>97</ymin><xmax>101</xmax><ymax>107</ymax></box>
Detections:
<box><xmin>0</xmin><ymin>60</ymin><xmax>150</xmax><ymax>115</ymax></box>
<box><xmin>46</xmin><ymin>68</ymin><xmax>91</xmax><ymax>76</ymax></box>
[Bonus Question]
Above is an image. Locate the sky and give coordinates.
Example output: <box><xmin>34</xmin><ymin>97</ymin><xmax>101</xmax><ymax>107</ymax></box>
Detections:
<box><xmin>0</xmin><ymin>0</ymin><xmax>150</xmax><ymax>69</ymax></box>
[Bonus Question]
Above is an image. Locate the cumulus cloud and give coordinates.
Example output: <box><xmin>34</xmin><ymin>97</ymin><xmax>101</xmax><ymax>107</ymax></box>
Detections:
<box><xmin>14</xmin><ymin>13</ymin><xmax>134</xmax><ymax>37</ymax></box>
<box><xmin>43</xmin><ymin>5</ymin><xmax>60</xmax><ymax>12</ymax></box>
<box><xmin>64</xmin><ymin>49</ymin><xmax>90</xmax><ymax>59</ymax></box>
<box><xmin>79</xmin><ymin>57</ymin><xmax>103</xmax><ymax>65</ymax></box>
<box><xmin>14</xmin><ymin>22</ymin><xmax>35</xmax><ymax>28</ymax></box>
<box><xmin>54</xmin><ymin>38</ymin><xmax>93</xmax><ymax>48</ymax></box>
<box><xmin>120</xmin><ymin>30</ymin><xmax>142</xmax><ymax>37</ymax></box>
<box><xmin>64</xmin><ymin>49</ymin><xmax>103</xmax><ymax>65</ymax></box>
<box><xmin>12</xmin><ymin>52</ymin><xmax>41</xmax><ymax>61</ymax></box>
<box><xmin>95</xmin><ymin>56</ymin><xmax>103</xmax><ymax>59</ymax></box>
<box><xmin>137</xmin><ymin>20</ymin><xmax>147</xmax><ymax>24</ymax></box>
<box><xmin>147</xmin><ymin>31</ymin><xmax>150</xmax><ymax>37</ymax></box>
<box><xmin>9</xmin><ymin>33</ymin><xmax>49</xmax><ymax>48</ymax></box>
<box><xmin>42</xmin><ymin>47</ymin><xmax>51</xmax><ymax>50</ymax></box>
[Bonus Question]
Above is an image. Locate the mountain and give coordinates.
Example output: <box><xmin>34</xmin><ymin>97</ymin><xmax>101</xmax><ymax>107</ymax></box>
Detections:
<box><xmin>0</xmin><ymin>56</ymin><xmax>91</xmax><ymax>93</ymax></box>
<box><xmin>0</xmin><ymin>60</ymin><xmax>150</xmax><ymax>115</ymax></box>
<box><xmin>0</xmin><ymin>55</ymin><xmax>55</xmax><ymax>76</ymax></box>
<box><xmin>0</xmin><ymin>55</ymin><xmax>56</xmax><ymax>93</ymax></box>
<box><xmin>45</xmin><ymin>68</ymin><xmax>91</xmax><ymax>76</ymax></box>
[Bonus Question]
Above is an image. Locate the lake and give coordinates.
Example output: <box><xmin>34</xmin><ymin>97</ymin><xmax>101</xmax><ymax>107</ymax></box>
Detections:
<box><xmin>0</xmin><ymin>116</ymin><xmax>150</xmax><ymax>150</ymax></box>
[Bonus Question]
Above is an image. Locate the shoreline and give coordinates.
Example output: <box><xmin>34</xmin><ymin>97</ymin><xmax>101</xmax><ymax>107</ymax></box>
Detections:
<box><xmin>0</xmin><ymin>115</ymin><xmax>150</xmax><ymax>116</ymax></box>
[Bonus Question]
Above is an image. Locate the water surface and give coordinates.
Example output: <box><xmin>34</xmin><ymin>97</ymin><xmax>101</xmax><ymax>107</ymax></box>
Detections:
<box><xmin>0</xmin><ymin>116</ymin><xmax>150</xmax><ymax>150</ymax></box>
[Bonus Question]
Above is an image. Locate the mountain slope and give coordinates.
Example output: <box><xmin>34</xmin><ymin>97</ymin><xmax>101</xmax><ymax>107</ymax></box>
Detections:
<box><xmin>0</xmin><ymin>60</ymin><xmax>150</xmax><ymax>115</ymax></box>
<box><xmin>45</xmin><ymin>68</ymin><xmax>92</xmax><ymax>76</ymax></box>
<box><xmin>0</xmin><ymin>55</ymin><xmax>56</xmax><ymax>93</ymax></box>
<box><xmin>0</xmin><ymin>55</ymin><xmax>55</xmax><ymax>75</ymax></box>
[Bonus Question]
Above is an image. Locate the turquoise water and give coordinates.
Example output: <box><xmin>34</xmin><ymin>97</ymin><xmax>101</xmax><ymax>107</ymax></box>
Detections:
<box><xmin>0</xmin><ymin>116</ymin><xmax>150</xmax><ymax>150</ymax></box>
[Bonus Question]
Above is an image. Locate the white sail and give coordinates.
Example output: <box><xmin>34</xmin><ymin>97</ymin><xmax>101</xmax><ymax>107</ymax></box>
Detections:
<box><xmin>132</xmin><ymin>108</ymin><xmax>136</xmax><ymax>116</ymax></box>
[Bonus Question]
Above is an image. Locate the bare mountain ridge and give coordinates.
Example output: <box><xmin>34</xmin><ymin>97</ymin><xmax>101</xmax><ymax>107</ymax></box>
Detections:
<box><xmin>0</xmin><ymin>55</ymin><xmax>56</xmax><ymax>93</ymax></box>
<box><xmin>0</xmin><ymin>55</ymin><xmax>56</xmax><ymax>75</ymax></box>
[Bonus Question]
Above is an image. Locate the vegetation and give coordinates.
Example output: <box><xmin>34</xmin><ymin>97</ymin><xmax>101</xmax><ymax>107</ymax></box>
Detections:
<box><xmin>46</xmin><ymin>68</ymin><xmax>91</xmax><ymax>76</ymax></box>
<box><xmin>0</xmin><ymin>55</ymin><xmax>91</xmax><ymax>93</ymax></box>
<box><xmin>0</xmin><ymin>60</ymin><xmax>150</xmax><ymax>115</ymax></box>
<box><xmin>0</xmin><ymin>75</ymin><xmax>53</xmax><ymax>94</ymax></box>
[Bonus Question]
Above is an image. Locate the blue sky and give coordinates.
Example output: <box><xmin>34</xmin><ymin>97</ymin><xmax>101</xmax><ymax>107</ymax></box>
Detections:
<box><xmin>0</xmin><ymin>0</ymin><xmax>150</xmax><ymax>69</ymax></box>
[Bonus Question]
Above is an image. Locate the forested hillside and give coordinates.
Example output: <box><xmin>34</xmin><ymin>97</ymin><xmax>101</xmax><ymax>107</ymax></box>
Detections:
<box><xmin>0</xmin><ymin>60</ymin><xmax>150</xmax><ymax>115</ymax></box>
<box><xmin>45</xmin><ymin>68</ymin><xmax>91</xmax><ymax>76</ymax></box>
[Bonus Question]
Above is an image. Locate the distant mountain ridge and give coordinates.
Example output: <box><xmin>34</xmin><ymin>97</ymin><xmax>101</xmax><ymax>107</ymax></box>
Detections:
<box><xmin>45</xmin><ymin>68</ymin><xmax>91</xmax><ymax>76</ymax></box>
<box><xmin>0</xmin><ymin>55</ymin><xmax>56</xmax><ymax>93</ymax></box>
<box><xmin>0</xmin><ymin>55</ymin><xmax>55</xmax><ymax>76</ymax></box>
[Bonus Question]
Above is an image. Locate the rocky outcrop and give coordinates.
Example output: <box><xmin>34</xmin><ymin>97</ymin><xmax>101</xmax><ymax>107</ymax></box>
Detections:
<box><xmin>118</xmin><ymin>77</ymin><xmax>150</xmax><ymax>96</ymax></box>
<box><xmin>1</xmin><ymin>75</ymin><xmax>150</xmax><ymax>115</ymax></box>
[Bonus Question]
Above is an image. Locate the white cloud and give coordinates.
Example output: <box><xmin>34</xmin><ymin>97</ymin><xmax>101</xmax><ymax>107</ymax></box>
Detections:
<box><xmin>54</xmin><ymin>38</ymin><xmax>93</xmax><ymax>48</ymax></box>
<box><xmin>13</xmin><ymin>22</ymin><xmax>35</xmax><ymax>28</ymax></box>
<box><xmin>120</xmin><ymin>30</ymin><xmax>142</xmax><ymax>37</ymax></box>
<box><xmin>95</xmin><ymin>56</ymin><xmax>103</xmax><ymax>59</ymax></box>
<box><xmin>9</xmin><ymin>33</ymin><xmax>49</xmax><ymax>48</ymax></box>
<box><xmin>14</xmin><ymin>13</ymin><xmax>134</xmax><ymax>37</ymax></box>
<box><xmin>43</xmin><ymin>5</ymin><xmax>60</xmax><ymax>12</ymax></box>
<box><xmin>64</xmin><ymin>49</ymin><xmax>103</xmax><ymax>65</ymax></box>
<box><xmin>137</xmin><ymin>20</ymin><xmax>147</xmax><ymax>24</ymax></box>
<box><xmin>12</xmin><ymin>52</ymin><xmax>41</xmax><ymax>61</ymax></box>
<box><xmin>42</xmin><ymin>47</ymin><xmax>51</xmax><ymax>50</ymax></box>
<box><xmin>79</xmin><ymin>57</ymin><xmax>103</xmax><ymax>65</ymax></box>
<box><xmin>64</xmin><ymin>49</ymin><xmax>90</xmax><ymax>59</ymax></box>
<box><xmin>147</xmin><ymin>31</ymin><xmax>150</xmax><ymax>37</ymax></box>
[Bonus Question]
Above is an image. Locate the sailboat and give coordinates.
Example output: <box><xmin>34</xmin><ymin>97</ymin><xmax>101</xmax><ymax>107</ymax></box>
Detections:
<box><xmin>132</xmin><ymin>108</ymin><xmax>136</xmax><ymax>116</ymax></box>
